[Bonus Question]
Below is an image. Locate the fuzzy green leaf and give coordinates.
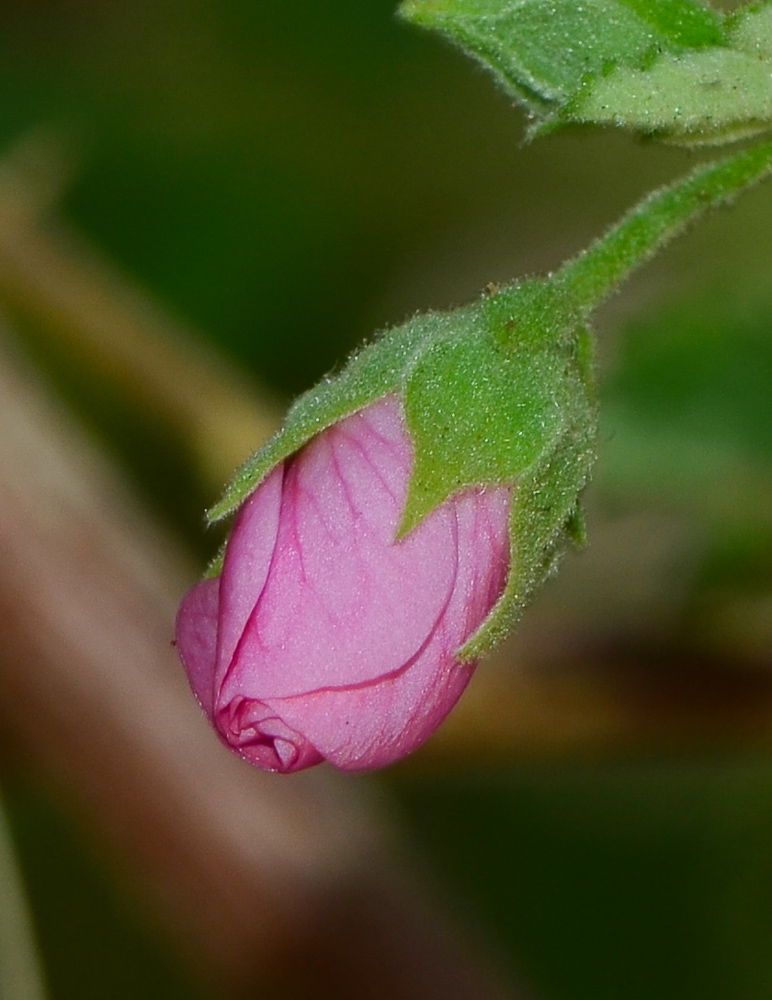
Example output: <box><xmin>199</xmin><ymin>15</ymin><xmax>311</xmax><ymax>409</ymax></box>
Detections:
<box><xmin>400</xmin><ymin>0</ymin><xmax>772</xmax><ymax>146</ymax></box>
<box><xmin>619</xmin><ymin>0</ymin><xmax>724</xmax><ymax>47</ymax></box>
<box><xmin>566</xmin><ymin>44</ymin><xmax>772</xmax><ymax>144</ymax></box>
<box><xmin>728</xmin><ymin>1</ymin><xmax>772</xmax><ymax>60</ymax></box>
<box><xmin>399</xmin><ymin>0</ymin><xmax>725</xmax><ymax>133</ymax></box>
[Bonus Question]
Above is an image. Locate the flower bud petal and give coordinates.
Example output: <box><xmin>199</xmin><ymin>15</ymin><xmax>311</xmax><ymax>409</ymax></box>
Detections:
<box><xmin>176</xmin><ymin>396</ymin><xmax>511</xmax><ymax>773</ymax></box>
<box><xmin>175</xmin><ymin>577</ymin><xmax>220</xmax><ymax>718</ymax></box>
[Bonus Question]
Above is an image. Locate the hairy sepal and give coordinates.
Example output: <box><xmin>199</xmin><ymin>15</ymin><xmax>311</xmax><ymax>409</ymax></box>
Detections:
<box><xmin>207</xmin><ymin>278</ymin><xmax>596</xmax><ymax>658</ymax></box>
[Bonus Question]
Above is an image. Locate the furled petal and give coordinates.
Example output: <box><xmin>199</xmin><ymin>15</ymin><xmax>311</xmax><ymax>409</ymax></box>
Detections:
<box><xmin>219</xmin><ymin>696</ymin><xmax>323</xmax><ymax>773</ymax></box>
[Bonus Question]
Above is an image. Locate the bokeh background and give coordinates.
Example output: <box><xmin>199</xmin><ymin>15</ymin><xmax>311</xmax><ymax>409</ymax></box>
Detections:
<box><xmin>1</xmin><ymin>1</ymin><xmax>772</xmax><ymax>998</ymax></box>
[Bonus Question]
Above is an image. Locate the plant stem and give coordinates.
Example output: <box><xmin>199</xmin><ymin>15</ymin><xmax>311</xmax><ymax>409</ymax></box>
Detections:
<box><xmin>555</xmin><ymin>138</ymin><xmax>772</xmax><ymax>314</ymax></box>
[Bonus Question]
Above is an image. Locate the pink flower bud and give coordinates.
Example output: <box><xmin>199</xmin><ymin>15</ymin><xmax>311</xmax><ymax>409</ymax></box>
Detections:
<box><xmin>176</xmin><ymin>396</ymin><xmax>511</xmax><ymax>773</ymax></box>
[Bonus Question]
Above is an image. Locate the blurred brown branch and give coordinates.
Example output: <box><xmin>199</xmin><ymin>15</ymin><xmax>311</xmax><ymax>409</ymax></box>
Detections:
<box><xmin>0</xmin><ymin>129</ymin><xmax>281</xmax><ymax>491</ymax></box>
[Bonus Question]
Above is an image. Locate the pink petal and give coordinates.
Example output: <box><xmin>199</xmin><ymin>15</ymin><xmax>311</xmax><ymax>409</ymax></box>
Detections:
<box><xmin>221</xmin><ymin>398</ymin><xmax>457</xmax><ymax>700</ymax></box>
<box><xmin>216</xmin><ymin>463</ymin><xmax>284</xmax><ymax>681</ymax></box>
<box><xmin>258</xmin><ymin>485</ymin><xmax>511</xmax><ymax>771</ymax></box>
<box><xmin>175</xmin><ymin>578</ymin><xmax>220</xmax><ymax>718</ymax></box>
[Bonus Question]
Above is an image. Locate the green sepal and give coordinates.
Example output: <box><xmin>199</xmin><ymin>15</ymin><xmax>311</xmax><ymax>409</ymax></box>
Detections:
<box><xmin>208</xmin><ymin>277</ymin><xmax>588</xmax><ymax>531</ymax></box>
<box><xmin>207</xmin><ymin>271</ymin><xmax>596</xmax><ymax>657</ymax></box>
<box><xmin>203</xmin><ymin>542</ymin><xmax>226</xmax><ymax>580</ymax></box>
<box><xmin>399</xmin><ymin>279</ymin><xmax>585</xmax><ymax>534</ymax></box>
<box><xmin>401</xmin><ymin>308</ymin><xmax>596</xmax><ymax>660</ymax></box>
<box><xmin>461</xmin><ymin>337</ymin><xmax>596</xmax><ymax>658</ymax></box>
<box><xmin>207</xmin><ymin>310</ymin><xmax>446</xmax><ymax>522</ymax></box>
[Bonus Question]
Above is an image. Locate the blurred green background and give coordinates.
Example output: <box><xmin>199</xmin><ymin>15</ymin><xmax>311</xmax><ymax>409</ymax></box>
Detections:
<box><xmin>1</xmin><ymin>0</ymin><xmax>772</xmax><ymax>998</ymax></box>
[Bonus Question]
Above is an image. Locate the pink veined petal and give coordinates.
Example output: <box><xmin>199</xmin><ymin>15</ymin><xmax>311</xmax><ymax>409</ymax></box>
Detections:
<box><xmin>450</xmin><ymin>485</ymin><xmax>512</xmax><ymax>637</ymax></box>
<box><xmin>259</xmin><ymin>640</ymin><xmax>471</xmax><ymax>771</ymax></box>
<box><xmin>219</xmin><ymin>398</ymin><xmax>458</xmax><ymax>701</ymax></box>
<box><xmin>175</xmin><ymin>578</ymin><xmax>221</xmax><ymax>719</ymax></box>
<box><xmin>216</xmin><ymin>463</ymin><xmax>283</xmax><ymax>679</ymax></box>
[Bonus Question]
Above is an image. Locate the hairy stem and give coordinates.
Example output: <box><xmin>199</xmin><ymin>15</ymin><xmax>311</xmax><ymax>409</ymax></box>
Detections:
<box><xmin>555</xmin><ymin>138</ymin><xmax>772</xmax><ymax>314</ymax></box>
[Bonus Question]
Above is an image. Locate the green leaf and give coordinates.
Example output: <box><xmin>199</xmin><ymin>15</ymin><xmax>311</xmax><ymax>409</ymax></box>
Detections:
<box><xmin>399</xmin><ymin>0</ymin><xmax>724</xmax><ymax>131</ymax></box>
<box><xmin>400</xmin><ymin>0</ymin><xmax>772</xmax><ymax>145</ymax></box>
<box><xmin>618</xmin><ymin>0</ymin><xmax>724</xmax><ymax>47</ymax></box>
<box><xmin>566</xmin><ymin>45</ymin><xmax>772</xmax><ymax>144</ymax></box>
<box><xmin>401</xmin><ymin>0</ymin><xmax>659</xmax><ymax>110</ymax></box>
<box><xmin>727</xmin><ymin>1</ymin><xmax>772</xmax><ymax>61</ymax></box>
